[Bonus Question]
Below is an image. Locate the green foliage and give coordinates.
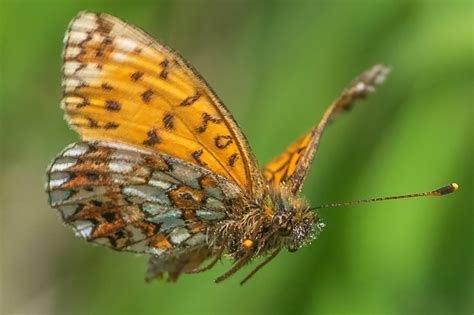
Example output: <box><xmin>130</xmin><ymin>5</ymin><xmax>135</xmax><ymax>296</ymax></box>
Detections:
<box><xmin>1</xmin><ymin>1</ymin><xmax>472</xmax><ymax>314</ymax></box>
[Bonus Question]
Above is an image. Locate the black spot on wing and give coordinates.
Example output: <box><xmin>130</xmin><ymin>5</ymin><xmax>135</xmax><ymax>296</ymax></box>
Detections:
<box><xmin>143</xmin><ymin>129</ymin><xmax>160</xmax><ymax>146</ymax></box>
<box><xmin>192</xmin><ymin>149</ymin><xmax>207</xmax><ymax>167</ymax></box>
<box><xmin>105</xmin><ymin>100</ymin><xmax>121</xmax><ymax>112</ymax></box>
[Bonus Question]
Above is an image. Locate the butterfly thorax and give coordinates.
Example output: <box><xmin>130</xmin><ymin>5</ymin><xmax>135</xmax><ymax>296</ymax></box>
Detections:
<box><xmin>212</xmin><ymin>185</ymin><xmax>323</xmax><ymax>260</ymax></box>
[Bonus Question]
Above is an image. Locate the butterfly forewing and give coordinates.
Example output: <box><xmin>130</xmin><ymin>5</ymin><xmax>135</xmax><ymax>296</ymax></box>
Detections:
<box><xmin>263</xmin><ymin>64</ymin><xmax>390</xmax><ymax>194</ymax></box>
<box><xmin>262</xmin><ymin>133</ymin><xmax>312</xmax><ymax>189</ymax></box>
<box><xmin>47</xmin><ymin>141</ymin><xmax>243</xmax><ymax>255</ymax></box>
<box><xmin>62</xmin><ymin>12</ymin><xmax>264</xmax><ymax>198</ymax></box>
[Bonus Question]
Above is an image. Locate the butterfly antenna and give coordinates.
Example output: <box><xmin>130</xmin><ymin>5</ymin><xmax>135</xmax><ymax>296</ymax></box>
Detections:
<box><xmin>311</xmin><ymin>183</ymin><xmax>458</xmax><ymax>210</ymax></box>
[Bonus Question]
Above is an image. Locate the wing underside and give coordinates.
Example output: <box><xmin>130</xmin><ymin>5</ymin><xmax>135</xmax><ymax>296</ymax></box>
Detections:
<box><xmin>47</xmin><ymin>141</ymin><xmax>243</xmax><ymax>256</ymax></box>
<box><xmin>263</xmin><ymin>65</ymin><xmax>390</xmax><ymax>194</ymax></box>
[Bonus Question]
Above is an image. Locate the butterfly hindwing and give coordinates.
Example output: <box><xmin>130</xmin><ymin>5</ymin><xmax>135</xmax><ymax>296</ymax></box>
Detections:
<box><xmin>263</xmin><ymin>65</ymin><xmax>390</xmax><ymax>194</ymax></box>
<box><xmin>62</xmin><ymin>12</ymin><xmax>264</xmax><ymax>199</ymax></box>
<box><xmin>47</xmin><ymin>141</ymin><xmax>243</xmax><ymax>256</ymax></box>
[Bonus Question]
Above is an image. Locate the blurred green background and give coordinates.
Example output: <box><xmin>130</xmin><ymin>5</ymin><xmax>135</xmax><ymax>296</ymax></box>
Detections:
<box><xmin>1</xmin><ymin>1</ymin><xmax>472</xmax><ymax>314</ymax></box>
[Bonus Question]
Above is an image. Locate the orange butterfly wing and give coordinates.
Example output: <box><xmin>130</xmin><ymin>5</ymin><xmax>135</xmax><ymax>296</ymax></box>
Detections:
<box><xmin>62</xmin><ymin>12</ymin><xmax>264</xmax><ymax>199</ymax></box>
<box><xmin>263</xmin><ymin>65</ymin><xmax>390</xmax><ymax>194</ymax></box>
<box><xmin>262</xmin><ymin>133</ymin><xmax>312</xmax><ymax>189</ymax></box>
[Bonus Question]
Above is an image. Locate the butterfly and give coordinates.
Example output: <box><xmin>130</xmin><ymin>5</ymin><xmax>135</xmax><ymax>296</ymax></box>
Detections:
<box><xmin>47</xmin><ymin>12</ymin><xmax>457</xmax><ymax>284</ymax></box>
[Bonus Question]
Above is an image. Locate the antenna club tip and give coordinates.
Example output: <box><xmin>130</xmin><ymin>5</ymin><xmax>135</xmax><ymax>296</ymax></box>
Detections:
<box><xmin>434</xmin><ymin>183</ymin><xmax>459</xmax><ymax>196</ymax></box>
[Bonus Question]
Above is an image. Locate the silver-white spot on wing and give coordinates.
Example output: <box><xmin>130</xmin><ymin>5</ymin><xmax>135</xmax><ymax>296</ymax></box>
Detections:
<box><xmin>203</xmin><ymin>197</ymin><xmax>226</xmax><ymax>211</ymax></box>
<box><xmin>195</xmin><ymin>209</ymin><xmax>226</xmax><ymax>221</ymax></box>
<box><xmin>62</xmin><ymin>143</ymin><xmax>90</xmax><ymax>157</ymax></box>
<box><xmin>49</xmin><ymin>190</ymin><xmax>73</xmax><ymax>206</ymax></box>
<box><xmin>110</xmin><ymin>149</ymin><xmax>145</xmax><ymax>163</ymax></box>
<box><xmin>168</xmin><ymin>163</ymin><xmax>201</xmax><ymax>189</ymax></box>
<box><xmin>148</xmin><ymin>178</ymin><xmax>174</xmax><ymax>190</ymax></box>
<box><xmin>169</xmin><ymin>227</ymin><xmax>191</xmax><ymax>245</ymax></box>
<box><xmin>49</xmin><ymin>172</ymin><xmax>71</xmax><ymax>189</ymax></box>
<box><xmin>142</xmin><ymin>203</ymin><xmax>176</xmax><ymax>216</ymax></box>
<box><xmin>185</xmin><ymin>233</ymin><xmax>206</xmax><ymax>247</ymax></box>
<box><xmin>58</xmin><ymin>204</ymin><xmax>81</xmax><ymax>220</ymax></box>
<box><xmin>146</xmin><ymin>209</ymin><xmax>184</xmax><ymax>231</ymax></box>
<box><xmin>202</xmin><ymin>185</ymin><xmax>225</xmax><ymax>201</ymax></box>
<box><xmin>150</xmin><ymin>171</ymin><xmax>180</xmax><ymax>185</ymax></box>
<box><xmin>122</xmin><ymin>185</ymin><xmax>170</xmax><ymax>205</ymax></box>
<box><xmin>50</xmin><ymin>157</ymin><xmax>78</xmax><ymax>172</ymax></box>
<box><xmin>71</xmin><ymin>220</ymin><xmax>95</xmax><ymax>238</ymax></box>
<box><xmin>110</xmin><ymin>173</ymin><xmax>147</xmax><ymax>185</ymax></box>
<box><xmin>108</xmin><ymin>160</ymin><xmax>134</xmax><ymax>174</ymax></box>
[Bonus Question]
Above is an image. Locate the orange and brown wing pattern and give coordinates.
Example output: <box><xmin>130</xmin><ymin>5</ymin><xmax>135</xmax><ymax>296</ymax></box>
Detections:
<box><xmin>262</xmin><ymin>133</ymin><xmax>312</xmax><ymax>189</ymax></box>
<box><xmin>62</xmin><ymin>12</ymin><xmax>264</xmax><ymax>199</ymax></box>
<box><xmin>47</xmin><ymin>141</ymin><xmax>243</xmax><ymax>256</ymax></box>
<box><xmin>263</xmin><ymin>65</ymin><xmax>390</xmax><ymax>194</ymax></box>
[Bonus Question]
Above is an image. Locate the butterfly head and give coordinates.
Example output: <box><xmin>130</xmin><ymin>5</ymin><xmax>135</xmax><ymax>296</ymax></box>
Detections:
<box><xmin>264</xmin><ymin>189</ymin><xmax>325</xmax><ymax>253</ymax></box>
<box><xmin>286</xmin><ymin>213</ymin><xmax>324</xmax><ymax>252</ymax></box>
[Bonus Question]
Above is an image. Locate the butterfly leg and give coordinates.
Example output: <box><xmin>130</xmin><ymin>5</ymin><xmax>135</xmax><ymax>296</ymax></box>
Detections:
<box><xmin>186</xmin><ymin>255</ymin><xmax>220</xmax><ymax>274</ymax></box>
<box><xmin>214</xmin><ymin>251</ymin><xmax>253</xmax><ymax>283</ymax></box>
<box><xmin>239</xmin><ymin>248</ymin><xmax>281</xmax><ymax>285</ymax></box>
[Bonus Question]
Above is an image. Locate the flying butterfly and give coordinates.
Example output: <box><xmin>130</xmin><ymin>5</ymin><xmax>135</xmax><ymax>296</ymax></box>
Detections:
<box><xmin>46</xmin><ymin>12</ymin><xmax>458</xmax><ymax>284</ymax></box>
